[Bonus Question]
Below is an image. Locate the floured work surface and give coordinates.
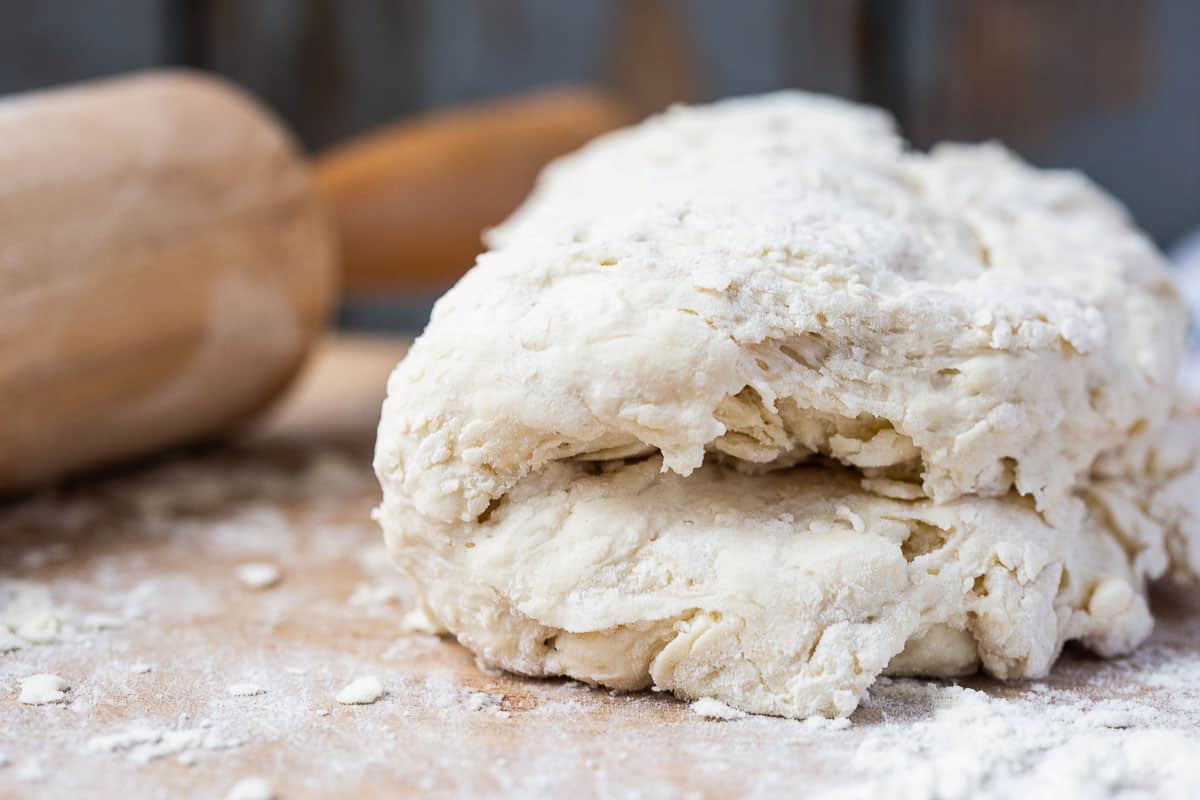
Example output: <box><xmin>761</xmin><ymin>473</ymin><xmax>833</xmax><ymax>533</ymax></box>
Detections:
<box><xmin>2</xmin><ymin>337</ymin><xmax>1199</xmax><ymax>799</ymax></box>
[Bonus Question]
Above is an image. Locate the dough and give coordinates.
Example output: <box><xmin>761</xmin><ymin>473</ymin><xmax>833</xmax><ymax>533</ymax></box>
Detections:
<box><xmin>374</xmin><ymin>92</ymin><xmax>1197</xmax><ymax>718</ymax></box>
<box><xmin>381</xmin><ymin>454</ymin><xmax>1173</xmax><ymax>719</ymax></box>
<box><xmin>376</xmin><ymin>93</ymin><xmax>1184</xmax><ymax>528</ymax></box>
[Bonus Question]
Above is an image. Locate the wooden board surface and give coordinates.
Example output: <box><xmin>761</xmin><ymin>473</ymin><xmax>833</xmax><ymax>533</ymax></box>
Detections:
<box><xmin>2</xmin><ymin>336</ymin><xmax>1199</xmax><ymax>798</ymax></box>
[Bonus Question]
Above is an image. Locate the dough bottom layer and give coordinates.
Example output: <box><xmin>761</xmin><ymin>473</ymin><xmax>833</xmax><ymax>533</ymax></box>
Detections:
<box><xmin>382</xmin><ymin>457</ymin><xmax>1156</xmax><ymax>718</ymax></box>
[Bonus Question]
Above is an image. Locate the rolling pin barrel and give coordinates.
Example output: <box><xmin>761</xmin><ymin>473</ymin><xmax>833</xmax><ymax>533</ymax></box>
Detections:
<box><xmin>316</xmin><ymin>88</ymin><xmax>632</xmax><ymax>293</ymax></box>
<box><xmin>0</xmin><ymin>71</ymin><xmax>338</xmax><ymax>491</ymax></box>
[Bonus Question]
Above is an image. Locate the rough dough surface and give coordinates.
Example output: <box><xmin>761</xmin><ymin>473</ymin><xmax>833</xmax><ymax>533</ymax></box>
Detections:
<box><xmin>374</xmin><ymin>92</ymin><xmax>1198</xmax><ymax>718</ymax></box>
<box><xmin>376</xmin><ymin>92</ymin><xmax>1185</xmax><ymax>528</ymax></box>
<box><xmin>380</xmin><ymin>453</ymin><xmax>1198</xmax><ymax>718</ymax></box>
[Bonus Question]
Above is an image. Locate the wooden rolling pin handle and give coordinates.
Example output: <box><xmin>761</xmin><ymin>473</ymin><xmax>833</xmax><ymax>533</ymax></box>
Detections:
<box><xmin>315</xmin><ymin>88</ymin><xmax>633</xmax><ymax>293</ymax></box>
<box><xmin>0</xmin><ymin>70</ymin><xmax>338</xmax><ymax>491</ymax></box>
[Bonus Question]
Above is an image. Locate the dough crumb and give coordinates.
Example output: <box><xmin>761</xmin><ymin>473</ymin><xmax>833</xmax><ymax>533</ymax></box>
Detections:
<box><xmin>0</xmin><ymin>751</ymin><xmax>9</xmax><ymax>768</ymax></box>
<box><xmin>130</xmin><ymin>662</ymin><xmax>154</xmax><ymax>674</ymax></box>
<box><xmin>226</xmin><ymin>776</ymin><xmax>274</xmax><ymax>800</ymax></box>
<box><xmin>336</xmin><ymin>676</ymin><xmax>384</xmax><ymax>705</ymax></box>
<box><xmin>236</xmin><ymin>563</ymin><xmax>281</xmax><ymax>590</ymax></box>
<box><xmin>18</xmin><ymin>673</ymin><xmax>69</xmax><ymax>705</ymax></box>
<box><xmin>16</xmin><ymin>611</ymin><xmax>62</xmax><ymax>643</ymax></box>
<box><xmin>691</xmin><ymin>697</ymin><xmax>747</xmax><ymax>720</ymax></box>
<box><xmin>227</xmin><ymin>683</ymin><xmax>266</xmax><ymax>697</ymax></box>
<box><xmin>85</xmin><ymin>723</ymin><xmax>243</xmax><ymax>763</ymax></box>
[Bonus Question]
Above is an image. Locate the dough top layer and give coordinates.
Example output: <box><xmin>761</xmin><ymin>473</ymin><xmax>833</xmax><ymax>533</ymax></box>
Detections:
<box><xmin>375</xmin><ymin>91</ymin><xmax>1186</xmax><ymax>526</ymax></box>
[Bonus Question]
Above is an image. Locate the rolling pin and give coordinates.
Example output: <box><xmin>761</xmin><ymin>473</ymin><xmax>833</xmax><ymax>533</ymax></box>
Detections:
<box><xmin>317</xmin><ymin>88</ymin><xmax>632</xmax><ymax>292</ymax></box>
<box><xmin>0</xmin><ymin>71</ymin><xmax>630</xmax><ymax>491</ymax></box>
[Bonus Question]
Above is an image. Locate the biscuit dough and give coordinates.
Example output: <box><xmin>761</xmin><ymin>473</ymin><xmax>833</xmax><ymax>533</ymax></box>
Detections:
<box><xmin>379</xmin><ymin>453</ymin><xmax>1196</xmax><ymax>718</ymax></box>
<box><xmin>377</xmin><ymin>93</ymin><xmax>1185</xmax><ymax>528</ymax></box>
<box><xmin>374</xmin><ymin>93</ymin><xmax>1197</xmax><ymax>717</ymax></box>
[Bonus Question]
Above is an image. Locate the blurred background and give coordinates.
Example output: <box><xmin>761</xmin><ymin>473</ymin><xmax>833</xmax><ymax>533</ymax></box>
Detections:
<box><xmin>3</xmin><ymin>0</ymin><xmax>1199</xmax><ymax>330</ymax></box>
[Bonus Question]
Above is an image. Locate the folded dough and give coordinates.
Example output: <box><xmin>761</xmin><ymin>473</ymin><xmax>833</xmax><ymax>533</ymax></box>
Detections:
<box><xmin>383</xmin><ymin>454</ymin><xmax>1158</xmax><ymax>718</ymax></box>
<box><xmin>376</xmin><ymin>93</ymin><xmax>1185</xmax><ymax>529</ymax></box>
<box><xmin>374</xmin><ymin>92</ymin><xmax>1197</xmax><ymax>718</ymax></box>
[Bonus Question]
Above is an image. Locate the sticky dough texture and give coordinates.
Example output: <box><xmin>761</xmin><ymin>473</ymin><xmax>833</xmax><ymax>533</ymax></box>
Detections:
<box><xmin>387</xmin><ymin>454</ymin><xmax>1161</xmax><ymax>719</ymax></box>
<box><xmin>374</xmin><ymin>92</ymin><xmax>1198</xmax><ymax>718</ymax></box>
<box><xmin>376</xmin><ymin>93</ymin><xmax>1184</xmax><ymax>528</ymax></box>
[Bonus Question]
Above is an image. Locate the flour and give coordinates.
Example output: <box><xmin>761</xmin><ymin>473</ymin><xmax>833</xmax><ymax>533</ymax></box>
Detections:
<box><xmin>844</xmin><ymin>670</ymin><xmax>1200</xmax><ymax>800</ymax></box>
<box><xmin>84</xmin><ymin>721</ymin><xmax>244</xmax><ymax>765</ymax></box>
<box><xmin>14</xmin><ymin>759</ymin><xmax>46</xmax><ymax>783</ymax></box>
<box><xmin>226</xmin><ymin>683</ymin><xmax>266</xmax><ymax>697</ymax></box>
<box><xmin>1</xmin><ymin>581</ymin><xmax>62</xmax><ymax>646</ymax></box>
<box><xmin>3</xmin><ymin>438</ymin><xmax>1198</xmax><ymax>797</ymax></box>
<box><xmin>464</xmin><ymin>689</ymin><xmax>510</xmax><ymax>718</ymax></box>
<box><xmin>347</xmin><ymin>582</ymin><xmax>402</xmax><ymax>607</ymax></box>
<box><xmin>399</xmin><ymin>607</ymin><xmax>443</xmax><ymax>635</ymax></box>
<box><xmin>80</xmin><ymin>613</ymin><xmax>124</xmax><ymax>631</ymax></box>
<box><xmin>691</xmin><ymin>698</ymin><xmax>747</xmax><ymax>720</ymax></box>
<box><xmin>382</xmin><ymin>635</ymin><xmax>443</xmax><ymax>660</ymax></box>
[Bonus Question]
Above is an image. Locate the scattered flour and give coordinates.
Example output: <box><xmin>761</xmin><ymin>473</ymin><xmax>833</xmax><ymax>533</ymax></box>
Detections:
<box><xmin>336</xmin><ymin>676</ymin><xmax>384</xmax><ymax>705</ymax></box>
<box><xmin>348</xmin><ymin>582</ymin><xmax>402</xmax><ymax>607</ymax></box>
<box><xmin>464</xmin><ymin>690</ymin><xmax>510</xmax><ymax>718</ymax></box>
<box><xmin>121</xmin><ymin>581</ymin><xmax>161</xmax><ymax>621</ymax></box>
<box><xmin>843</xmin><ymin>676</ymin><xmax>1200</xmax><ymax>800</ymax></box>
<box><xmin>14</xmin><ymin>611</ymin><xmax>62</xmax><ymax>643</ymax></box>
<box><xmin>84</xmin><ymin>722</ymin><xmax>243</xmax><ymax>765</ymax></box>
<box><xmin>235</xmin><ymin>563</ymin><xmax>281</xmax><ymax>590</ymax></box>
<box><xmin>18</xmin><ymin>673</ymin><xmax>69</xmax><ymax>705</ymax></box>
<box><xmin>691</xmin><ymin>697</ymin><xmax>747</xmax><ymax>720</ymax></box>
<box><xmin>1</xmin><ymin>581</ymin><xmax>62</xmax><ymax>646</ymax></box>
<box><xmin>226</xmin><ymin>776</ymin><xmax>274</xmax><ymax>800</ymax></box>
<box><xmin>15</xmin><ymin>758</ymin><xmax>46</xmax><ymax>783</ymax></box>
<box><xmin>400</xmin><ymin>607</ymin><xmax>444</xmax><ymax>635</ymax></box>
<box><xmin>382</xmin><ymin>635</ymin><xmax>444</xmax><ymax>660</ymax></box>
<box><xmin>80</xmin><ymin>613</ymin><xmax>124</xmax><ymax>631</ymax></box>
<box><xmin>3</xmin><ymin>442</ymin><xmax>1198</xmax><ymax>797</ymax></box>
<box><xmin>0</xmin><ymin>629</ymin><xmax>25</xmax><ymax>652</ymax></box>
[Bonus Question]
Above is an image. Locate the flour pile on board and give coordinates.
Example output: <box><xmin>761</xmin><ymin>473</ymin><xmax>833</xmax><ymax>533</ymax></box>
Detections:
<box><xmin>690</xmin><ymin>697</ymin><xmax>747</xmax><ymax>720</ymax></box>
<box><xmin>843</xmin><ymin>669</ymin><xmax>1200</xmax><ymax>800</ymax></box>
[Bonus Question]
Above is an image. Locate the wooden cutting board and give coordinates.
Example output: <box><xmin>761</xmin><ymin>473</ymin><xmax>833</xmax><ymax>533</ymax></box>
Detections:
<box><xmin>2</xmin><ymin>336</ymin><xmax>1198</xmax><ymax>799</ymax></box>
